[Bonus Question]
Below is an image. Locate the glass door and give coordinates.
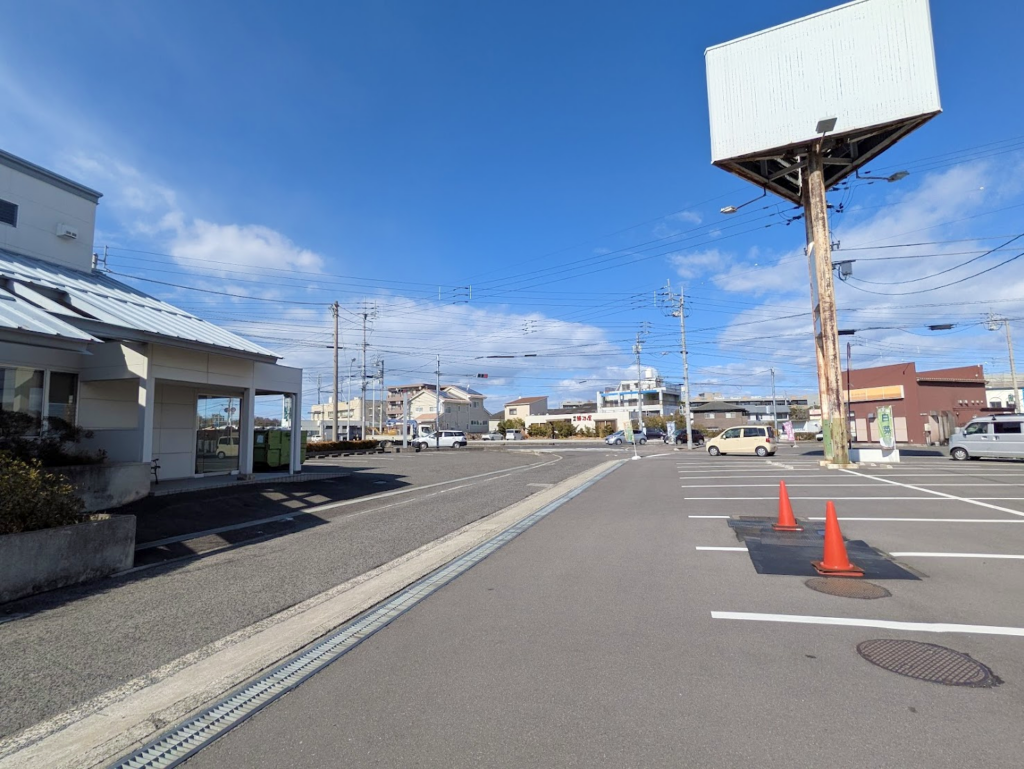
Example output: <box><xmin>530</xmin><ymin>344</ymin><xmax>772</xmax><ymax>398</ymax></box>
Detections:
<box><xmin>195</xmin><ymin>394</ymin><xmax>241</xmax><ymax>475</ymax></box>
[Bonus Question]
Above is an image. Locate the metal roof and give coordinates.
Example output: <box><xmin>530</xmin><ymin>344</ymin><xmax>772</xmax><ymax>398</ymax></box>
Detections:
<box><xmin>0</xmin><ymin>284</ymin><xmax>99</xmax><ymax>343</ymax></box>
<box><xmin>0</xmin><ymin>249</ymin><xmax>278</xmax><ymax>359</ymax></box>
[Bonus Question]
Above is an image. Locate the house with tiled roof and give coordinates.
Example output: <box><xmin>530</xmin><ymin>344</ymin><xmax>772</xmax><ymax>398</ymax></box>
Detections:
<box><xmin>504</xmin><ymin>396</ymin><xmax>548</xmax><ymax>421</ymax></box>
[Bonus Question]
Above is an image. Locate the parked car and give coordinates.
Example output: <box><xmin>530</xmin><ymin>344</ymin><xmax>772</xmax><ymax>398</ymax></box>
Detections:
<box><xmin>215</xmin><ymin>436</ymin><xmax>239</xmax><ymax>458</ymax></box>
<box><xmin>504</xmin><ymin>429</ymin><xmax>525</xmax><ymax>441</ymax></box>
<box><xmin>641</xmin><ymin>428</ymin><xmax>666</xmax><ymax>441</ymax></box>
<box><xmin>949</xmin><ymin>415</ymin><xmax>1024</xmax><ymax>461</ymax></box>
<box><xmin>815</xmin><ymin>431</ymin><xmax>824</xmax><ymax>441</ymax></box>
<box><xmin>604</xmin><ymin>430</ymin><xmax>647</xmax><ymax>446</ymax></box>
<box><xmin>480</xmin><ymin>432</ymin><xmax>504</xmax><ymax>441</ymax></box>
<box><xmin>414</xmin><ymin>430</ymin><xmax>467</xmax><ymax>449</ymax></box>
<box><xmin>706</xmin><ymin>425</ymin><xmax>776</xmax><ymax>457</ymax></box>
<box><xmin>665</xmin><ymin>428</ymin><xmax>704</xmax><ymax>447</ymax></box>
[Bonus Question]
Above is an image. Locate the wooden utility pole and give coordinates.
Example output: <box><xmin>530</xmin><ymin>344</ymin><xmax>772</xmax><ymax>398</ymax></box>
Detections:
<box><xmin>802</xmin><ymin>142</ymin><xmax>850</xmax><ymax>464</ymax></box>
<box><xmin>332</xmin><ymin>301</ymin><xmax>339</xmax><ymax>443</ymax></box>
<box><xmin>678</xmin><ymin>292</ymin><xmax>693</xmax><ymax>450</ymax></box>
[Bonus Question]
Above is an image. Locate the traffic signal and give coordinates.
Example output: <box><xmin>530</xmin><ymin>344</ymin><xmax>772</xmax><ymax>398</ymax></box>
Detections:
<box><xmin>476</xmin><ymin>373</ymin><xmax>488</xmax><ymax>378</ymax></box>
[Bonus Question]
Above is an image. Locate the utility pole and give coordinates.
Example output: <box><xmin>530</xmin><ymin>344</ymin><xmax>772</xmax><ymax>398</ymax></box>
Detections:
<box><xmin>1008</xmin><ymin>322</ymin><xmax>1020</xmax><ymax>415</ymax></box>
<box><xmin>435</xmin><ymin>355</ymin><xmax>441</xmax><ymax>449</ymax></box>
<box><xmin>990</xmin><ymin>316</ymin><xmax>1020</xmax><ymax>414</ymax></box>
<box><xmin>633</xmin><ymin>333</ymin><xmax>644</xmax><ymax>433</ymax></box>
<box><xmin>658</xmin><ymin>283</ymin><xmax>694</xmax><ymax>450</ymax></box>
<box><xmin>402</xmin><ymin>392</ymin><xmax>409</xmax><ymax>449</ymax></box>
<box><xmin>346</xmin><ymin>357</ymin><xmax>355</xmax><ymax>441</ymax></box>
<box><xmin>332</xmin><ymin>301</ymin><xmax>339</xmax><ymax>443</ymax></box>
<box><xmin>678</xmin><ymin>292</ymin><xmax>693</xmax><ymax>450</ymax></box>
<box><xmin>378</xmin><ymin>358</ymin><xmax>385</xmax><ymax>434</ymax></box>
<box><xmin>802</xmin><ymin>141</ymin><xmax>851</xmax><ymax>465</ymax></box>
<box><xmin>770</xmin><ymin>367</ymin><xmax>778</xmax><ymax>438</ymax></box>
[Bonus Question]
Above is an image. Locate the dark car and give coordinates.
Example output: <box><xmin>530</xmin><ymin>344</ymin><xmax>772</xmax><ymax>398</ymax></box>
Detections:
<box><xmin>666</xmin><ymin>428</ymin><xmax>704</xmax><ymax>446</ymax></box>
<box><xmin>640</xmin><ymin>428</ymin><xmax>666</xmax><ymax>441</ymax></box>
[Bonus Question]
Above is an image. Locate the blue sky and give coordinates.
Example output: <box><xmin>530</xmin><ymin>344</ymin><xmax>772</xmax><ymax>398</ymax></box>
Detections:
<box><xmin>2</xmin><ymin>0</ymin><xmax>1023</xmax><ymax>415</ymax></box>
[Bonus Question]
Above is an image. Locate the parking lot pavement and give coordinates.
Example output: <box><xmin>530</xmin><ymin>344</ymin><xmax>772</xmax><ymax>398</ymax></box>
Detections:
<box><xmin>183</xmin><ymin>451</ymin><xmax>1024</xmax><ymax>769</ymax></box>
<box><xmin>0</xmin><ymin>449</ymin><xmax>613</xmax><ymax>744</ymax></box>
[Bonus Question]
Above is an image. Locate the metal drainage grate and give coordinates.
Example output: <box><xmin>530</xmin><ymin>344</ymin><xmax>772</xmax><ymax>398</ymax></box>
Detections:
<box><xmin>805</xmin><ymin>577</ymin><xmax>891</xmax><ymax>599</ymax></box>
<box><xmin>110</xmin><ymin>462</ymin><xmax>623</xmax><ymax>769</ymax></box>
<box><xmin>857</xmin><ymin>639</ymin><xmax>1002</xmax><ymax>687</ymax></box>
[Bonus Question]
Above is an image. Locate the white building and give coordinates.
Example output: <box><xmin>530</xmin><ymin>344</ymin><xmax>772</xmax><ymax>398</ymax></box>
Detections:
<box><xmin>986</xmin><ymin>373</ymin><xmax>1022</xmax><ymax>411</ymax></box>
<box><xmin>310</xmin><ymin>397</ymin><xmax>383</xmax><ymax>439</ymax></box>
<box><xmin>0</xmin><ymin>149</ymin><xmax>303</xmax><ymax>482</ymax></box>
<box><xmin>407</xmin><ymin>385</ymin><xmax>488</xmax><ymax>434</ymax></box>
<box><xmin>597</xmin><ymin>369</ymin><xmax>681</xmax><ymax>419</ymax></box>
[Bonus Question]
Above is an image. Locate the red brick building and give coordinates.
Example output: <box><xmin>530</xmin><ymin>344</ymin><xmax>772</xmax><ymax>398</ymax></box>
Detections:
<box><xmin>845</xmin><ymin>363</ymin><xmax>989</xmax><ymax>445</ymax></box>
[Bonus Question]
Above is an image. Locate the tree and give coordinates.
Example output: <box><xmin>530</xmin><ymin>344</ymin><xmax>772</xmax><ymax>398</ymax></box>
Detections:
<box><xmin>641</xmin><ymin>414</ymin><xmax>667</xmax><ymax>431</ymax></box>
<box><xmin>789</xmin><ymin>406</ymin><xmax>809</xmax><ymax>423</ymax></box>
<box><xmin>254</xmin><ymin>416</ymin><xmax>282</xmax><ymax>427</ymax></box>
<box><xmin>553</xmin><ymin>420</ymin><xmax>575</xmax><ymax>439</ymax></box>
<box><xmin>527</xmin><ymin>422</ymin><xmax>551</xmax><ymax>438</ymax></box>
<box><xmin>496</xmin><ymin>417</ymin><xmax>525</xmax><ymax>435</ymax></box>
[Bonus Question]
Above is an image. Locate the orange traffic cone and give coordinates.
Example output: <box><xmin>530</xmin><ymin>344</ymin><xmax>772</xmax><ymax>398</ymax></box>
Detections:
<box><xmin>812</xmin><ymin>501</ymin><xmax>864</xmax><ymax>577</ymax></box>
<box><xmin>772</xmin><ymin>480</ymin><xmax>803</xmax><ymax>531</ymax></box>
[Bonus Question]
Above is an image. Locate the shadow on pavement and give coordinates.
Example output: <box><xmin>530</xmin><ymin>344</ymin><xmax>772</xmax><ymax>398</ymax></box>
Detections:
<box><xmin>0</xmin><ymin>467</ymin><xmax>411</xmax><ymax>619</ymax></box>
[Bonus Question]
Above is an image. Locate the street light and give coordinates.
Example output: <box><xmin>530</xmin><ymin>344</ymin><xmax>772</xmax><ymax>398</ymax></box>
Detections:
<box><xmin>720</xmin><ymin>187</ymin><xmax>766</xmax><ymax>214</ymax></box>
<box><xmin>855</xmin><ymin>170</ymin><xmax>909</xmax><ymax>183</ymax></box>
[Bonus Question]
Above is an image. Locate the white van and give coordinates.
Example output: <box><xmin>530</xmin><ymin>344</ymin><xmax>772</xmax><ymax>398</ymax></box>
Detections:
<box><xmin>216</xmin><ymin>436</ymin><xmax>239</xmax><ymax>458</ymax></box>
<box><xmin>949</xmin><ymin>415</ymin><xmax>1024</xmax><ymax>461</ymax></box>
<box><xmin>504</xmin><ymin>429</ymin><xmax>524</xmax><ymax>441</ymax></box>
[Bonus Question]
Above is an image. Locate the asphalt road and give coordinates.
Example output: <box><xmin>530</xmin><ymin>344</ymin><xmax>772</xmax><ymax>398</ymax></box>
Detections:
<box><xmin>0</xmin><ymin>446</ymin><xmax>633</xmax><ymax>740</ymax></box>
<box><xmin>184</xmin><ymin>449</ymin><xmax>1024</xmax><ymax>768</ymax></box>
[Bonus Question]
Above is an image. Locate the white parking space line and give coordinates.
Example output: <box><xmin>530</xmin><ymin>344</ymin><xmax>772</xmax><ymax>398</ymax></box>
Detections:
<box><xmin>841</xmin><ymin>469</ymin><xmax>1024</xmax><ymax>518</ymax></box>
<box><xmin>688</xmin><ymin>515</ymin><xmax>732</xmax><ymax>519</ymax></box>
<box><xmin>683</xmin><ymin>496</ymin><xmax>973</xmax><ymax>500</ymax></box>
<box><xmin>807</xmin><ymin>517</ymin><xmax>1024</xmax><ymax>523</ymax></box>
<box><xmin>890</xmin><ymin>551</ymin><xmax>1024</xmax><ymax>559</ymax></box>
<box><xmin>710</xmin><ymin>612</ymin><xmax>1024</xmax><ymax>637</ymax></box>
<box><xmin>680</xmin><ymin>483</ymin><xmax>885</xmax><ymax>488</ymax></box>
<box><xmin>696</xmin><ymin>546</ymin><xmax>748</xmax><ymax>552</ymax></box>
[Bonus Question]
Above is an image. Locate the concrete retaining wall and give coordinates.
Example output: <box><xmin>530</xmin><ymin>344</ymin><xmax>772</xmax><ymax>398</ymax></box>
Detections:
<box><xmin>0</xmin><ymin>514</ymin><xmax>136</xmax><ymax>604</ymax></box>
<box><xmin>54</xmin><ymin>462</ymin><xmax>151</xmax><ymax>512</ymax></box>
<box><xmin>849</xmin><ymin>447</ymin><xmax>901</xmax><ymax>463</ymax></box>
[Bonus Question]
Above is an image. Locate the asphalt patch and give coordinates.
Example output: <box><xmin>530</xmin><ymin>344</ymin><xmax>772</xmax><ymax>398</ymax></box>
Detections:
<box><xmin>745</xmin><ymin>538</ymin><xmax>919</xmax><ymax>579</ymax></box>
<box><xmin>725</xmin><ymin>516</ymin><xmax>918</xmax><ymax>580</ymax></box>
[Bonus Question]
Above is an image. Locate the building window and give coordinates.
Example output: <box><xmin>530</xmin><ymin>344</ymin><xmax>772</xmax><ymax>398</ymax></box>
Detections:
<box><xmin>0</xmin><ymin>198</ymin><xmax>17</xmax><ymax>227</ymax></box>
<box><xmin>47</xmin><ymin>372</ymin><xmax>79</xmax><ymax>426</ymax></box>
<box><xmin>0</xmin><ymin>366</ymin><xmax>43</xmax><ymax>432</ymax></box>
<box><xmin>508</xmin><ymin>408</ymin><xmax>517</xmax><ymax>416</ymax></box>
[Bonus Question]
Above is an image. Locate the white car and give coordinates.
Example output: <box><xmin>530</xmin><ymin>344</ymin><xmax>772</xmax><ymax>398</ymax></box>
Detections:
<box><xmin>415</xmin><ymin>430</ymin><xmax>467</xmax><ymax>449</ymax></box>
<box><xmin>480</xmin><ymin>432</ymin><xmax>503</xmax><ymax>441</ymax></box>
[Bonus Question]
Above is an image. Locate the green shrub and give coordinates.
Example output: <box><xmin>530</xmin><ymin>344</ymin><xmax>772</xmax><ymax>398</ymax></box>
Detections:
<box><xmin>496</xmin><ymin>418</ymin><xmax>525</xmax><ymax>436</ymax></box>
<box><xmin>527</xmin><ymin>422</ymin><xmax>551</xmax><ymax>438</ymax></box>
<box><xmin>0</xmin><ymin>452</ymin><xmax>84</xmax><ymax>535</ymax></box>
<box><xmin>598</xmin><ymin>423</ymin><xmax>617</xmax><ymax>438</ymax></box>
<box><xmin>579</xmin><ymin>425</ymin><xmax>597</xmax><ymax>438</ymax></box>
<box><xmin>307</xmin><ymin>440</ymin><xmax>379</xmax><ymax>452</ymax></box>
<box><xmin>553</xmin><ymin>421</ymin><xmax>575</xmax><ymax>439</ymax></box>
<box><xmin>0</xmin><ymin>413</ymin><xmax>106</xmax><ymax>467</ymax></box>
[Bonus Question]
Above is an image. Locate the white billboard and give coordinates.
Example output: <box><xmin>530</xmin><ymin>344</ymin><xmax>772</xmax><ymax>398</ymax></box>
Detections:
<box><xmin>706</xmin><ymin>0</ymin><xmax>941</xmax><ymax>164</ymax></box>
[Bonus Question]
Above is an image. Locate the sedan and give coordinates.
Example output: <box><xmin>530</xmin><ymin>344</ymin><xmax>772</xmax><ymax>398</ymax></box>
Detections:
<box><xmin>604</xmin><ymin>430</ymin><xmax>647</xmax><ymax>446</ymax></box>
<box><xmin>480</xmin><ymin>433</ymin><xmax>504</xmax><ymax>441</ymax></box>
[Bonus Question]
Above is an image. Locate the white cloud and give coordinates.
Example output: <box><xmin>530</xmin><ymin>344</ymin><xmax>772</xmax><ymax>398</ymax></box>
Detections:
<box><xmin>670</xmin><ymin>248</ymin><xmax>732</xmax><ymax>280</ymax></box>
<box><xmin>670</xmin><ymin>210</ymin><xmax>702</xmax><ymax>225</ymax></box>
<box><xmin>170</xmin><ymin>221</ymin><xmax>324</xmax><ymax>274</ymax></box>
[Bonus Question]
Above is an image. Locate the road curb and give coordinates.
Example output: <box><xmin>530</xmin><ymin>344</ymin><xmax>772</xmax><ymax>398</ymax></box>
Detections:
<box><xmin>0</xmin><ymin>459</ymin><xmax>623</xmax><ymax>769</ymax></box>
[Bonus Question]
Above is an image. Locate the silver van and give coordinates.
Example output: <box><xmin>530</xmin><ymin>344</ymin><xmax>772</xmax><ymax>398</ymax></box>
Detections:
<box><xmin>949</xmin><ymin>415</ymin><xmax>1024</xmax><ymax>461</ymax></box>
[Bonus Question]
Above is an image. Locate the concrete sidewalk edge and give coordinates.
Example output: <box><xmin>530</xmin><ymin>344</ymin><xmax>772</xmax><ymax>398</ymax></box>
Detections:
<box><xmin>0</xmin><ymin>459</ymin><xmax>623</xmax><ymax>769</ymax></box>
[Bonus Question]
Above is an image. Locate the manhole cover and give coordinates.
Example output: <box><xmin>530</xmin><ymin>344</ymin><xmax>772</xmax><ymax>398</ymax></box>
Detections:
<box><xmin>857</xmin><ymin>639</ymin><xmax>1002</xmax><ymax>687</ymax></box>
<box><xmin>805</xmin><ymin>577</ymin><xmax>891</xmax><ymax>599</ymax></box>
